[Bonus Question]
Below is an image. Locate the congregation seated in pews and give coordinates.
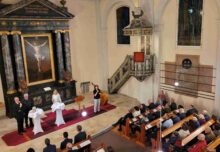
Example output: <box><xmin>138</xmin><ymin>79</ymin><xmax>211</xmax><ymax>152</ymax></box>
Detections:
<box><xmin>112</xmin><ymin>91</ymin><xmax>220</xmax><ymax>152</ymax></box>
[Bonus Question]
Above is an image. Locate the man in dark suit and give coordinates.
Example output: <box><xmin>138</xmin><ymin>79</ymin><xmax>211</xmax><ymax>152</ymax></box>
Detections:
<box><xmin>14</xmin><ymin>97</ymin><xmax>25</xmax><ymax>135</ymax></box>
<box><xmin>22</xmin><ymin>93</ymin><xmax>33</xmax><ymax>128</ymax></box>
<box><xmin>73</xmin><ymin>125</ymin><xmax>87</xmax><ymax>144</ymax></box>
<box><xmin>43</xmin><ymin>138</ymin><xmax>56</xmax><ymax>152</ymax></box>
<box><xmin>60</xmin><ymin>132</ymin><xmax>72</xmax><ymax>150</ymax></box>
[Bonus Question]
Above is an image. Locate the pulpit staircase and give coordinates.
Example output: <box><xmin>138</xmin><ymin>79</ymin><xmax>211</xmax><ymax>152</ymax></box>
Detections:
<box><xmin>108</xmin><ymin>54</ymin><xmax>154</xmax><ymax>94</ymax></box>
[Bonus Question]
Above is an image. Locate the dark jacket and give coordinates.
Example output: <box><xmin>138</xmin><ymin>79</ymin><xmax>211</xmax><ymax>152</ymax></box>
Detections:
<box><xmin>14</xmin><ymin>103</ymin><xmax>24</xmax><ymax>120</ymax></box>
<box><xmin>186</xmin><ymin>107</ymin><xmax>198</xmax><ymax>116</ymax></box>
<box><xmin>178</xmin><ymin>113</ymin><xmax>186</xmax><ymax>120</ymax></box>
<box><xmin>22</xmin><ymin>99</ymin><xmax>33</xmax><ymax>114</ymax></box>
<box><xmin>60</xmin><ymin>138</ymin><xmax>73</xmax><ymax>150</ymax></box>
<box><xmin>74</xmin><ymin>131</ymin><xmax>87</xmax><ymax>144</ymax></box>
<box><xmin>43</xmin><ymin>144</ymin><xmax>57</xmax><ymax>152</ymax></box>
<box><xmin>170</xmin><ymin>102</ymin><xmax>177</xmax><ymax>111</ymax></box>
<box><xmin>172</xmin><ymin>116</ymin><xmax>181</xmax><ymax>124</ymax></box>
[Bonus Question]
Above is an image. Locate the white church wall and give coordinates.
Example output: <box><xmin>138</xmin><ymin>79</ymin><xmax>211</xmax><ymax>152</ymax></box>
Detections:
<box><xmin>160</xmin><ymin>0</ymin><xmax>219</xmax><ymax>113</ymax></box>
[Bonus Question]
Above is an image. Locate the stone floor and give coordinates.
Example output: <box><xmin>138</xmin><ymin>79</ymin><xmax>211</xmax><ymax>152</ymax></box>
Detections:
<box><xmin>0</xmin><ymin>93</ymin><xmax>140</xmax><ymax>152</ymax></box>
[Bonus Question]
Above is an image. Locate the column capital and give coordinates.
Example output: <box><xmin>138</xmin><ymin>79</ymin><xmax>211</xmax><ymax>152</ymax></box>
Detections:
<box><xmin>10</xmin><ymin>31</ymin><xmax>21</xmax><ymax>35</ymax></box>
<box><xmin>54</xmin><ymin>29</ymin><xmax>70</xmax><ymax>33</ymax></box>
<box><xmin>0</xmin><ymin>31</ymin><xmax>10</xmax><ymax>35</ymax></box>
<box><xmin>7</xmin><ymin>89</ymin><xmax>17</xmax><ymax>94</ymax></box>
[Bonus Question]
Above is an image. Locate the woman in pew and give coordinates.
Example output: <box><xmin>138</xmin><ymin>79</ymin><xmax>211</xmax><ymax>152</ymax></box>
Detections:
<box><xmin>162</xmin><ymin>132</ymin><xmax>180</xmax><ymax>152</ymax></box>
<box><xmin>188</xmin><ymin>134</ymin><xmax>207</xmax><ymax>152</ymax></box>
<box><xmin>178</xmin><ymin>108</ymin><xmax>186</xmax><ymax>120</ymax></box>
<box><xmin>178</xmin><ymin>123</ymin><xmax>190</xmax><ymax>139</ymax></box>
<box><xmin>203</xmin><ymin>110</ymin><xmax>211</xmax><ymax>121</ymax></box>
<box><xmin>162</xmin><ymin>114</ymin><xmax>174</xmax><ymax>130</ymax></box>
<box><xmin>113</xmin><ymin>108</ymin><xmax>133</xmax><ymax>131</ymax></box>
<box><xmin>139</xmin><ymin>103</ymin><xmax>148</xmax><ymax>114</ymax></box>
<box><xmin>198</xmin><ymin>114</ymin><xmax>206</xmax><ymax>125</ymax></box>
<box><xmin>189</xmin><ymin>117</ymin><xmax>200</xmax><ymax>131</ymax></box>
<box><xmin>132</xmin><ymin>106</ymin><xmax>141</xmax><ymax>117</ymax></box>
<box><xmin>213</xmin><ymin>123</ymin><xmax>220</xmax><ymax>136</ymax></box>
<box><xmin>171</xmin><ymin>112</ymin><xmax>181</xmax><ymax>124</ymax></box>
<box><xmin>205</xmin><ymin>127</ymin><xmax>216</xmax><ymax>144</ymax></box>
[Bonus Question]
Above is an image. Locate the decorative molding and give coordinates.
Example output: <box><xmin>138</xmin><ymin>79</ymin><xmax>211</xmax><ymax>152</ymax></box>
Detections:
<box><xmin>0</xmin><ymin>31</ymin><xmax>10</xmax><ymax>35</ymax></box>
<box><xmin>6</xmin><ymin>89</ymin><xmax>17</xmax><ymax>94</ymax></box>
<box><xmin>10</xmin><ymin>31</ymin><xmax>21</xmax><ymax>35</ymax></box>
<box><xmin>58</xmin><ymin>80</ymin><xmax>65</xmax><ymax>83</ymax></box>
<box><xmin>54</xmin><ymin>29</ymin><xmax>70</xmax><ymax>33</ymax></box>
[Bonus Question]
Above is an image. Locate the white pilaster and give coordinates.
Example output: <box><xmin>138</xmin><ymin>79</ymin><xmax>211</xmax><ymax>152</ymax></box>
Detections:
<box><xmin>214</xmin><ymin>20</ymin><xmax>220</xmax><ymax>116</ymax></box>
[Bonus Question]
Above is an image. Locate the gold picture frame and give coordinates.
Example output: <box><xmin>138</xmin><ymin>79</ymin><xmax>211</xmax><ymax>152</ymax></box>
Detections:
<box><xmin>21</xmin><ymin>33</ymin><xmax>55</xmax><ymax>86</ymax></box>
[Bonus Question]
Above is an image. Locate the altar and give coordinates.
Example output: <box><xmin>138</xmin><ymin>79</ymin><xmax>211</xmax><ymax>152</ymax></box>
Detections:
<box><xmin>0</xmin><ymin>0</ymin><xmax>76</xmax><ymax>117</ymax></box>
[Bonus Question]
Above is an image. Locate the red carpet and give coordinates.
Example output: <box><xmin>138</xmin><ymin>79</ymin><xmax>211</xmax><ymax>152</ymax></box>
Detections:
<box><xmin>2</xmin><ymin>103</ymin><xmax>116</xmax><ymax>146</ymax></box>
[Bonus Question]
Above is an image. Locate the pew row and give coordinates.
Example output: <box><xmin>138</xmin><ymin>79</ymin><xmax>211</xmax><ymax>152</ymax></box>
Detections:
<box><xmin>135</xmin><ymin>111</ymin><xmax>177</xmax><ymax>147</ymax></box>
<box><xmin>59</xmin><ymin>138</ymin><xmax>91</xmax><ymax>152</ymax></box>
<box><xmin>162</xmin><ymin>115</ymin><xmax>194</xmax><ymax>138</ymax></box>
<box><xmin>181</xmin><ymin>119</ymin><xmax>215</xmax><ymax>146</ymax></box>
<box><xmin>207</xmin><ymin>135</ymin><xmax>220</xmax><ymax>151</ymax></box>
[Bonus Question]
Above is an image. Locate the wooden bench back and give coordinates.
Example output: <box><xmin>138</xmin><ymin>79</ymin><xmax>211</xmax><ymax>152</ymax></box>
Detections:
<box><xmin>181</xmin><ymin>119</ymin><xmax>215</xmax><ymax>146</ymax></box>
<box><xmin>59</xmin><ymin>138</ymin><xmax>92</xmax><ymax>152</ymax></box>
<box><xmin>161</xmin><ymin>115</ymin><xmax>194</xmax><ymax>138</ymax></box>
<box><xmin>207</xmin><ymin>135</ymin><xmax>220</xmax><ymax>151</ymax></box>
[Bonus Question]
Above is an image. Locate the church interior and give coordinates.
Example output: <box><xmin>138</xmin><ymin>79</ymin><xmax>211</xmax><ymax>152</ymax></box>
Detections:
<box><xmin>0</xmin><ymin>0</ymin><xmax>220</xmax><ymax>152</ymax></box>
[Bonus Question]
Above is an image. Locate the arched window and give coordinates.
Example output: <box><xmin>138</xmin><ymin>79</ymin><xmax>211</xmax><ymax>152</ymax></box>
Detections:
<box><xmin>177</xmin><ymin>0</ymin><xmax>203</xmax><ymax>46</ymax></box>
<box><xmin>116</xmin><ymin>6</ymin><xmax>130</xmax><ymax>44</ymax></box>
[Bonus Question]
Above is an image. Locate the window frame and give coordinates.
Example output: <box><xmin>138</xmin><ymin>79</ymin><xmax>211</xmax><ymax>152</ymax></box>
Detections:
<box><xmin>176</xmin><ymin>0</ymin><xmax>205</xmax><ymax>49</ymax></box>
<box><xmin>116</xmin><ymin>6</ymin><xmax>131</xmax><ymax>45</ymax></box>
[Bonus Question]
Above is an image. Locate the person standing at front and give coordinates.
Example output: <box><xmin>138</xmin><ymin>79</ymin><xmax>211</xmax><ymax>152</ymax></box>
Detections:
<box><xmin>51</xmin><ymin>89</ymin><xmax>65</xmax><ymax>126</ymax></box>
<box><xmin>22</xmin><ymin>93</ymin><xmax>34</xmax><ymax>128</ymax></box>
<box><xmin>93</xmin><ymin>85</ymin><xmax>101</xmax><ymax>113</ymax></box>
<box><xmin>14</xmin><ymin>97</ymin><xmax>25</xmax><ymax>135</ymax></box>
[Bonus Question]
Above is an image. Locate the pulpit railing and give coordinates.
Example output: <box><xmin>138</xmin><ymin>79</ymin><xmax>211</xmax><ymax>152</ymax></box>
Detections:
<box><xmin>108</xmin><ymin>54</ymin><xmax>154</xmax><ymax>93</ymax></box>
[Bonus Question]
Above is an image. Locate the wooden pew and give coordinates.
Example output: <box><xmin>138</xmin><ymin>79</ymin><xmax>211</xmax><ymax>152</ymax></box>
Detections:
<box><xmin>135</xmin><ymin>111</ymin><xmax>177</xmax><ymax>147</ymax></box>
<box><xmin>94</xmin><ymin>143</ymin><xmax>106</xmax><ymax>152</ymax></box>
<box><xmin>59</xmin><ymin>138</ymin><xmax>92</xmax><ymax>152</ymax></box>
<box><xmin>145</xmin><ymin>110</ymin><xmax>178</xmax><ymax>130</ymax></box>
<box><xmin>181</xmin><ymin>119</ymin><xmax>215</xmax><ymax>146</ymax></box>
<box><xmin>161</xmin><ymin>115</ymin><xmax>194</xmax><ymax>138</ymax></box>
<box><xmin>121</xmin><ymin>118</ymin><xmax>131</xmax><ymax>139</ymax></box>
<box><xmin>136</xmin><ymin>124</ymin><xmax>146</xmax><ymax>147</ymax></box>
<box><xmin>207</xmin><ymin>135</ymin><xmax>220</xmax><ymax>151</ymax></box>
<box><xmin>153</xmin><ymin>115</ymin><xmax>194</xmax><ymax>150</ymax></box>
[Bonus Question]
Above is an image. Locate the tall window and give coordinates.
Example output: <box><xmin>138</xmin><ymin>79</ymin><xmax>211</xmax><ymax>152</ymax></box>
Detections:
<box><xmin>178</xmin><ymin>0</ymin><xmax>203</xmax><ymax>46</ymax></box>
<box><xmin>116</xmin><ymin>7</ymin><xmax>130</xmax><ymax>44</ymax></box>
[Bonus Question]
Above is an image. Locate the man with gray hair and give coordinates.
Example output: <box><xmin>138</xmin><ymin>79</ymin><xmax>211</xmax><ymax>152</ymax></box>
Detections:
<box><xmin>14</xmin><ymin>97</ymin><xmax>25</xmax><ymax>135</ymax></box>
<box><xmin>22</xmin><ymin>93</ymin><xmax>33</xmax><ymax>128</ymax></box>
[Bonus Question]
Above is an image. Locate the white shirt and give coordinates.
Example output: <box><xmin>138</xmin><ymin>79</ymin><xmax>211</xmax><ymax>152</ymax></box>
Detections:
<box><xmin>52</xmin><ymin>93</ymin><xmax>62</xmax><ymax>103</ymax></box>
<box><xmin>132</xmin><ymin>110</ymin><xmax>141</xmax><ymax>117</ymax></box>
<box><xmin>178</xmin><ymin>129</ymin><xmax>190</xmax><ymax>139</ymax></box>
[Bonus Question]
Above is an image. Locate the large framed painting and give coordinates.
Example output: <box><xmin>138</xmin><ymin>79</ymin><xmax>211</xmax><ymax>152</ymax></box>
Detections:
<box><xmin>21</xmin><ymin>33</ymin><xmax>55</xmax><ymax>86</ymax></box>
